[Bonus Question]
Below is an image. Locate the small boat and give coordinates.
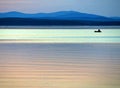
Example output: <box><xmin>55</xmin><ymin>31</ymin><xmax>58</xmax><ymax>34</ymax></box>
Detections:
<box><xmin>94</xmin><ymin>29</ymin><xmax>102</xmax><ymax>33</ymax></box>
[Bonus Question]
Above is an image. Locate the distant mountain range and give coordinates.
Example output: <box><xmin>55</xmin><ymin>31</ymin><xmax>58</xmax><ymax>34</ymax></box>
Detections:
<box><xmin>0</xmin><ymin>11</ymin><xmax>120</xmax><ymax>26</ymax></box>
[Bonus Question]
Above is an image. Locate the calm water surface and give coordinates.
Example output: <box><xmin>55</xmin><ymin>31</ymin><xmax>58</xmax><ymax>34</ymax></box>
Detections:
<box><xmin>0</xmin><ymin>43</ymin><xmax>120</xmax><ymax>88</ymax></box>
<box><xmin>0</xmin><ymin>29</ymin><xmax>120</xmax><ymax>43</ymax></box>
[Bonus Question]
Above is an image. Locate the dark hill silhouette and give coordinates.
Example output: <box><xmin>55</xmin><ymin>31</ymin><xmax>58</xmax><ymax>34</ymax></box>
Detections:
<box><xmin>0</xmin><ymin>11</ymin><xmax>120</xmax><ymax>26</ymax></box>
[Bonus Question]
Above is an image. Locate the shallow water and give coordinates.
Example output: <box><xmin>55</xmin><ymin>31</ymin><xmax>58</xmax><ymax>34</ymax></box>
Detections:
<box><xmin>0</xmin><ymin>43</ymin><xmax>120</xmax><ymax>88</ymax></box>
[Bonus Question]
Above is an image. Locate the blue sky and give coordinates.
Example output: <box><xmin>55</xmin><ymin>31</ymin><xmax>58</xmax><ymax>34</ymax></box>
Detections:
<box><xmin>0</xmin><ymin>0</ymin><xmax>120</xmax><ymax>17</ymax></box>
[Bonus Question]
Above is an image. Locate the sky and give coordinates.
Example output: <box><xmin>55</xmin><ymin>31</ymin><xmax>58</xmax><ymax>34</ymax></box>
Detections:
<box><xmin>0</xmin><ymin>0</ymin><xmax>120</xmax><ymax>17</ymax></box>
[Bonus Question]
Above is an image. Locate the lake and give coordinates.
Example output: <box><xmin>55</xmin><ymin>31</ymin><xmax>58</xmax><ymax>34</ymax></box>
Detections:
<box><xmin>0</xmin><ymin>28</ymin><xmax>120</xmax><ymax>88</ymax></box>
<box><xmin>0</xmin><ymin>43</ymin><xmax>120</xmax><ymax>88</ymax></box>
<box><xmin>0</xmin><ymin>29</ymin><xmax>120</xmax><ymax>43</ymax></box>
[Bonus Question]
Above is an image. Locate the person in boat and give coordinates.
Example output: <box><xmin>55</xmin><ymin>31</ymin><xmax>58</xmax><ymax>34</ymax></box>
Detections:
<box><xmin>94</xmin><ymin>29</ymin><xmax>102</xmax><ymax>32</ymax></box>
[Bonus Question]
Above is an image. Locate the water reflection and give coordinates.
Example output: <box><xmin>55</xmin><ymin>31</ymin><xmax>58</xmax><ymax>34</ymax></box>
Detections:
<box><xmin>0</xmin><ymin>44</ymin><xmax>120</xmax><ymax>88</ymax></box>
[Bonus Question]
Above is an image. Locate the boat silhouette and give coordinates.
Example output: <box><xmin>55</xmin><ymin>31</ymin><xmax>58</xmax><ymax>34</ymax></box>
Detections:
<box><xmin>94</xmin><ymin>29</ymin><xmax>102</xmax><ymax>33</ymax></box>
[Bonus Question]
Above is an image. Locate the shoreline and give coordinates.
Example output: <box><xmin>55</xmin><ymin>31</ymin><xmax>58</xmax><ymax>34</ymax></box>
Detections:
<box><xmin>0</xmin><ymin>26</ymin><xmax>120</xmax><ymax>29</ymax></box>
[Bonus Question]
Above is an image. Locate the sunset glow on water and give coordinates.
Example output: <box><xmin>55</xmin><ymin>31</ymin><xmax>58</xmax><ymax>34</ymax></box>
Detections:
<box><xmin>0</xmin><ymin>29</ymin><xmax>120</xmax><ymax>88</ymax></box>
